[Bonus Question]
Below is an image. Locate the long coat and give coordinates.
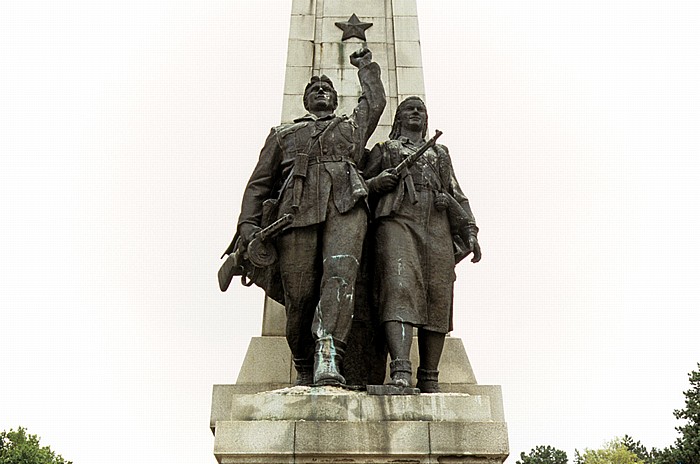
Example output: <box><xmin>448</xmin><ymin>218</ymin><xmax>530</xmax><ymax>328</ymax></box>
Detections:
<box><xmin>364</xmin><ymin>138</ymin><xmax>475</xmax><ymax>333</ymax></box>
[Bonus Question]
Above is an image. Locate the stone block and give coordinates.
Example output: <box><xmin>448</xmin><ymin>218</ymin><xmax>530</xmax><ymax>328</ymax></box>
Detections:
<box><xmin>393</xmin><ymin>15</ymin><xmax>421</xmax><ymax>42</ymax></box>
<box><xmin>236</xmin><ymin>337</ymin><xmax>292</xmax><ymax>384</ymax></box>
<box><xmin>261</xmin><ymin>297</ymin><xmax>285</xmax><ymax>336</ymax></box>
<box><xmin>316</xmin><ymin>42</ymin><xmax>393</xmax><ymax>74</ymax></box>
<box><xmin>210</xmin><ymin>384</ymin><xmax>234</xmax><ymax>431</ymax></box>
<box><xmin>355</xmin><ymin>392</ymin><xmax>492</xmax><ymax>422</ymax></box>
<box><xmin>392</xmin><ymin>0</ymin><xmax>418</xmax><ymax>17</ymax></box>
<box><xmin>283</xmin><ymin>66</ymin><xmax>313</xmax><ymax>96</ymax></box>
<box><xmin>429</xmin><ymin>422</ymin><xmax>509</xmax><ymax>456</ymax></box>
<box><xmin>397</xmin><ymin>67</ymin><xmax>425</xmax><ymax>95</ymax></box>
<box><xmin>230</xmin><ymin>390</ymin><xmax>351</xmax><ymax>422</ymax></box>
<box><xmin>285</xmin><ymin>39</ymin><xmax>314</xmax><ymax>68</ymax></box>
<box><xmin>291</xmin><ymin>0</ymin><xmax>316</xmax><ymax>16</ymax></box>
<box><xmin>225</xmin><ymin>388</ymin><xmax>493</xmax><ymax>423</ymax></box>
<box><xmin>438</xmin><ymin>337</ymin><xmax>478</xmax><ymax>384</ymax></box>
<box><xmin>439</xmin><ymin>384</ymin><xmax>506</xmax><ymax>422</ymax></box>
<box><xmin>395</xmin><ymin>40</ymin><xmax>423</xmax><ymax>68</ymax></box>
<box><xmin>387</xmin><ymin>43</ymin><xmax>396</xmax><ymax>70</ymax></box>
<box><xmin>213</xmin><ymin>421</ymin><xmax>295</xmax><ymax>461</ymax></box>
<box><xmin>281</xmin><ymin>94</ymin><xmax>305</xmax><ymax>124</ymax></box>
<box><xmin>295</xmin><ymin>420</ymin><xmax>430</xmax><ymax>456</ymax></box>
<box><xmin>437</xmin><ymin>458</ymin><xmax>505</xmax><ymax>464</ymax></box>
<box><xmin>369</xmin><ymin>125</ymin><xmax>392</xmax><ymax>147</ymax></box>
<box><xmin>319</xmin><ymin>17</ymin><xmax>387</xmax><ymax>44</ymax></box>
<box><xmin>378</xmin><ymin>99</ymin><xmax>394</xmax><ymax>125</ymax></box>
<box><xmin>322</xmin><ymin>0</ymin><xmax>386</xmax><ymax>18</ymax></box>
<box><xmin>289</xmin><ymin>14</ymin><xmax>316</xmax><ymax>41</ymax></box>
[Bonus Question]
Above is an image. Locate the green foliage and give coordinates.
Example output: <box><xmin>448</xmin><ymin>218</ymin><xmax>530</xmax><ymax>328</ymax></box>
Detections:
<box><xmin>620</xmin><ymin>435</ymin><xmax>662</xmax><ymax>463</ymax></box>
<box><xmin>620</xmin><ymin>436</ymin><xmax>650</xmax><ymax>461</ymax></box>
<box><xmin>654</xmin><ymin>363</ymin><xmax>700</xmax><ymax>464</ymax></box>
<box><xmin>516</xmin><ymin>445</ymin><xmax>569</xmax><ymax>464</ymax></box>
<box><xmin>574</xmin><ymin>438</ymin><xmax>644</xmax><ymax>464</ymax></box>
<box><xmin>519</xmin><ymin>364</ymin><xmax>700</xmax><ymax>464</ymax></box>
<box><xmin>0</xmin><ymin>427</ymin><xmax>71</xmax><ymax>464</ymax></box>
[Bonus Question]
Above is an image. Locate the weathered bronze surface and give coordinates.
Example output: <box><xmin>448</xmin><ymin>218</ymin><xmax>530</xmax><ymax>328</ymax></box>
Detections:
<box><xmin>222</xmin><ymin>48</ymin><xmax>386</xmax><ymax>388</ymax></box>
<box><xmin>363</xmin><ymin>97</ymin><xmax>481</xmax><ymax>393</ymax></box>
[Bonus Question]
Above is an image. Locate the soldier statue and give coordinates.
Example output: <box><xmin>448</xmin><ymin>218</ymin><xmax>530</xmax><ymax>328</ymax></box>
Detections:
<box><xmin>364</xmin><ymin>97</ymin><xmax>481</xmax><ymax>392</ymax></box>
<box><xmin>221</xmin><ymin>48</ymin><xmax>386</xmax><ymax>387</ymax></box>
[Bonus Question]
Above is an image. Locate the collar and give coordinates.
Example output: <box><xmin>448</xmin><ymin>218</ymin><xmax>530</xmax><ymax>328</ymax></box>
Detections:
<box><xmin>294</xmin><ymin>112</ymin><xmax>337</xmax><ymax>123</ymax></box>
<box><xmin>397</xmin><ymin>135</ymin><xmax>426</xmax><ymax>147</ymax></box>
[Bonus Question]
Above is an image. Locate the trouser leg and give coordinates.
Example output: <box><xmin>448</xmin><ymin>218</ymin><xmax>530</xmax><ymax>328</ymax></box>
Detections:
<box><xmin>311</xmin><ymin>204</ymin><xmax>367</xmax><ymax>342</ymax></box>
<box><xmin>278</xmin><ymin>225</ymin><xmax>320</xmax><ymax>384</ymax></box>
<box><xmin>312</xmin><ymin>204</ymin><xmax>367</xmax><ymax>385</ymax></box>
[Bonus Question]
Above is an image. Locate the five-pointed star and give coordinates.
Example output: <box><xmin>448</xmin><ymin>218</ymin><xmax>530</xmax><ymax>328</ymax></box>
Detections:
<box><xmin>335</xmin><ymin>14</ymin><xmax>373</xmax><ymax>41</ymax></box>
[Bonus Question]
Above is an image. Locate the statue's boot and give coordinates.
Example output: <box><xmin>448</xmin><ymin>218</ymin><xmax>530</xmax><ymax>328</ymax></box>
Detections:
<box><xmin>389</xmin><ymin>359</ymin><xmax>413</xmax><ymax>387</ymax></box>
<box><xmin>293</xmin><ymin>358</ymin><xmax>314</xmax><ymax>386</ymax></box>
<box><xmin>313</xmin><ymin>336</ymin><xmax>346</xmax><ymax>386</ymax></box>
<box><xmin>416</xmin><ymin>367</ymin><xmax>440</xmax><ymax>393</ymax></box>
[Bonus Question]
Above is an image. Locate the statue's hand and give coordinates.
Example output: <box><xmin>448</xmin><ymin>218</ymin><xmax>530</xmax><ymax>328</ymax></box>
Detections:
<box><xmin>350</xmin><ymin>47</ymin><xmax>372</xmax><ymax>68</ymax></box>
<box><xmin>468</xmin><ymin>235</ymin><xmax>482</xmax><ymax>263</ymax></box>
<box><xmin>239</xmin><ymin>223</ymin><xmax>261</xmax><ymax>249</ymax></box>
<box><xmin>368</xmin><ymin>168</ymin><xmax>399</xmax><ymax>193</ymax></box>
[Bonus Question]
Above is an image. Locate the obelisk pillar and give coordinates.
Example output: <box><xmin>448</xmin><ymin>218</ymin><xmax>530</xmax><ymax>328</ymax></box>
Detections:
<box><xmin>211</xmin><ymin>2</ymin><xmax>510</xmax><ymax>462</ymax></box>
<box><xmin>263</xmin><ymin>0</ymin><xmax>428</xmax><ymax>338</ymax></box>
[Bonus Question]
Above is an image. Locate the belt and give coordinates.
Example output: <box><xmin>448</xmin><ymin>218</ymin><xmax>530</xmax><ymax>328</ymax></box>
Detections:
<box><xmin>308</xmin><ymin>156</ymin><xmax>356</xmax><ymax>166</ymax></box>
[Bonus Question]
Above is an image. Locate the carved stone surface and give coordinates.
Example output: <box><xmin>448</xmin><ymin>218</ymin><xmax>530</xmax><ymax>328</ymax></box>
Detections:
<box><xmin>335</xmin><ymin>13</ymin><xmax>374</xmax><ymax>41</ymax></box>
<box><xmin>212</xmin><ymin>387</ymin><xmax>508</xmax><ymax>464</ymax></box>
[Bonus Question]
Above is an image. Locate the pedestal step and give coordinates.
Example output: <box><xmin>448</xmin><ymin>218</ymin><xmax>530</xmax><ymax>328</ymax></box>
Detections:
<box><xmin>215</xmin><ymin>419</ymin><xmax>508</xmax><ymax>464</ymax></box>
<box><xmin>211</xmin><ymin>383</ymin><xmax>506</xmax><ymax>430</ymax></box>
<box><xmin>227</xmin><ymin>386</ymin><xmax>492</xmax><ymax>422</ymax></box>
<box><xmin>212</xmin><ymin>387</ymin><xmax>508</xmax><ymax>464</ymax></box>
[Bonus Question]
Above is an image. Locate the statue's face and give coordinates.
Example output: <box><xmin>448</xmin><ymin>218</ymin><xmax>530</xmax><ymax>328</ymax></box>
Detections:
<box><xmin>399</xmin><ymin>101</ymin><xmax>427</xmax><ymax>134</ymax></box>
<box><xmin>305</xmin><ymin>81</ymin><xmax>335</xmax><ymax>112</ymax></box>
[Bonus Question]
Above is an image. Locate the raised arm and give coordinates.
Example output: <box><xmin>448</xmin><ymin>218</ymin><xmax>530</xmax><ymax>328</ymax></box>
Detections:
<box><xmin>349</xmin><ymin>48</ymin><xmax>386</xmax><ymax>150</ymax></box>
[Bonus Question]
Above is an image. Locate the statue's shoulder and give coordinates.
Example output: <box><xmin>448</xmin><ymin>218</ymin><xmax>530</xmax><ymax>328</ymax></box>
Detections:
<box><xmin>383</xmin><ymin>139</ymin><xmax>403</xmax><ymax>152</ymax></box>
<box><xmin>434</xmin><ymin>143</ymin><xmax>450</xmax><ymax>157</ymax></box>
<box><xmin>273</xmin><ymin>120</ymin><xmax>309</xmax><ymax>139</ymax></box>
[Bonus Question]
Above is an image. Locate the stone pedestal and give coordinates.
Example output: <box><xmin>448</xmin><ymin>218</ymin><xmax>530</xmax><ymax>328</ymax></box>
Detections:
<box><xmin>212</xmin><ymin>386</ymin><xmax>508</xmax><ymax>464</ymax></box>
<box><xmin>212</xmin><ymin>1</ymin><xmax>509</xmax><ymax>461</ymax></box>
<box><xmin>211</xmin><ymin>335</ymin><xmax>509</xmax><ymax>464</ymax></box>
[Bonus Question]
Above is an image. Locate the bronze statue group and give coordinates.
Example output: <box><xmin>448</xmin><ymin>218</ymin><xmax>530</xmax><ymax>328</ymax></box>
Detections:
<box><xmin>220</xmin><ymin>48</ymin><xmax>481</xmax><ymax>393</ymax></box>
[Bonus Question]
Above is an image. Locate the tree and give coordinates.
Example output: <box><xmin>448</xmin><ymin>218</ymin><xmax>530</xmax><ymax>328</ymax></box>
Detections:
<box><xmin>0</xmin><ymin>427</ymin><xmax>71</xmax><ymax>464</ymax></box>
<box><xmin>516</xmin><ymin>445</ymin><xmax>569</xmax><ymax>464</ymax></box>
<box><xmin>656</xmin><ymin>363</ymin><xmax>700</xmax><ymax>464</ymax></box>
<box><xmin>621</xmin><ymin>435</ymin><xmax>661</xmax><ymax>463</ymax></box>
<box><xmin>574</xmin><ymin>438</ymin><xmax>644</xmax><ymax>464</ymax></box>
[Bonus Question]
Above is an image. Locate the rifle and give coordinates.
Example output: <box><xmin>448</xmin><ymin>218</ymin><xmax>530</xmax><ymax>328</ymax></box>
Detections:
<box><xmin>394</xmin><ymin>129</ymin><xmax>443</xmax><ymax>174</ymax></box>
<box><xmin>391</xmin><ymin>130</ymin><xmax>481</xmax><ymax>264</ymax></box>
<box><xmin>218</xmin><ymin>213</ymin><xmax>294</xmax><ymax>292</ymax></box>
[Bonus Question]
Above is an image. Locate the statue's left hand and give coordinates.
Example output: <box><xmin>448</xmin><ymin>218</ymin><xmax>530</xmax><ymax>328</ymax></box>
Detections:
<box><xmin>350</xmin><ymin>47</ymin><xmax>373</xmax><ymax>68</ymax></box>
<box><xmin>468</xmin><ymin>235</ymin><xmax>482</xmax><ymax>263</ymax></box>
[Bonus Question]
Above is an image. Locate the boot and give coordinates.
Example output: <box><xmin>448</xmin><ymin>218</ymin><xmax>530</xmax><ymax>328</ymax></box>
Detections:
<box><xmin>389</xmin><ymin>359</ymin><xmax>413</xmax><ymax>387</ymax></box>
<box><xmin>293</xmin><ymin>358</ymin><xmax>314</xmax><ymax>386</ymax></box>
<box><xmin>416</xmin><ymin>367</ymin><xmax>440</xmax><ymax>393</ymax></box>
<box><xmin>313</xmin><ymin>336</ymin><xmax>346</xmax><ymax>386</ymax></box>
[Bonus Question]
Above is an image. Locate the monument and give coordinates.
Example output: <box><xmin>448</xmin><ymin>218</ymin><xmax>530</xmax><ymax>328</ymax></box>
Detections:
<box><xmin>213</xmin><ymin>1</ymin><xmax>509</xmax><ymax>462</ymax></box>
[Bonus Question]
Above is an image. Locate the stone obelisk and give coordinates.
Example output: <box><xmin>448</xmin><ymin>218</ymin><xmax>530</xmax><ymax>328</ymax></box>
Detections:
<box><xmin>211</xmin><ymin>1</ymin><xmax>509</xmax><ymax>462</ymax></box>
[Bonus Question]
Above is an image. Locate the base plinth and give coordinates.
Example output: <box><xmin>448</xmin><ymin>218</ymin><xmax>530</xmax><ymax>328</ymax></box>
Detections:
<box><xmin>212</xmin><ymin>386</ymin><xmax>508</xmax><ymax>464</ymax></box>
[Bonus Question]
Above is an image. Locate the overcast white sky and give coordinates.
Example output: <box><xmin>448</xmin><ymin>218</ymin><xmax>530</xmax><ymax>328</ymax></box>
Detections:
<box><xmin>1</xmin><ymin>1</ymin><xmax>699</xmax><ymax>463</ymax></box>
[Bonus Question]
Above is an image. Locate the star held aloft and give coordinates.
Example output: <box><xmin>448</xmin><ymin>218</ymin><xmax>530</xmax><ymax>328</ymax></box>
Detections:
<box><xmin>335</xmin><ymin>14</ymin><xmax>373</xmax><ymax>41</ymax></box>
